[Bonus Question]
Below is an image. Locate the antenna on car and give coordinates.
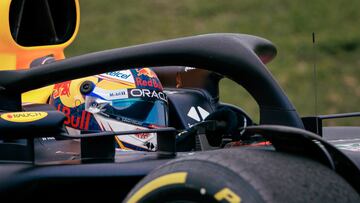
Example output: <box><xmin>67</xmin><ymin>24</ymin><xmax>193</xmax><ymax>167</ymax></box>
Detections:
<box><xmin>312</xmin><ymin>32</ymin><xmax>318</xmax><ymax>117</ymax></box>
<box><xmin>312</xmin><ymin>32</ymin><xmax>319</xmax><ymax>134</ymax></box>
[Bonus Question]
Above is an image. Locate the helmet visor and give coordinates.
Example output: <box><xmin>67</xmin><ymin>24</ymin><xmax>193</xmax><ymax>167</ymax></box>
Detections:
<box><xmin>85</xmin><ymin>96</ymin><xmax>168</xmax><ymax>127</ymax></box>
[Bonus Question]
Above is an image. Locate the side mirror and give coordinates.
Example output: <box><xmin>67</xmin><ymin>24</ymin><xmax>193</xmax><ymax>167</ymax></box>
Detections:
<box><xmin>0</xmin><ymin>109</ymin><xmax>66</xmax><ymax>162</ymax></box>
<box><xmin>0</xmin><ymin>110</ymin><xmax>66</xmax><ymax>140</ymax></box>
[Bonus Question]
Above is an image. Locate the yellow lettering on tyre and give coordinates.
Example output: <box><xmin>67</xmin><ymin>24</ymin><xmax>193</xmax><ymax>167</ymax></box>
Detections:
<box><xmin>127</xmin><ymin>172</ymin><xmax>187</xmax><ymax>203</ymax></box>
<box><xmin>1</xmin><ymin>112</ymin><xmax>48</xmax><ymax>122</ymax></box>
<box><xmin>214</xmin><ymin>188</ymin><xmax>241</xmax><ymax>203</ymax></box>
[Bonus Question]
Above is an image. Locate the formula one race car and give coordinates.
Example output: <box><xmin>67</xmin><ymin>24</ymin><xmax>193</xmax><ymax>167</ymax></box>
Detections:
<box><xmin>1</xmin><ymin>0</ymin><xmax>360</xmax><ymax>202</ymax></box>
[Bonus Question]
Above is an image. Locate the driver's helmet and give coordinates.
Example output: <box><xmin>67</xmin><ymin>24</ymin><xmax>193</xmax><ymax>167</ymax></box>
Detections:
<box><xmin>49</xmin><ymin>68</ymin><xmax>168</xmax><ymax>151</ymax></box>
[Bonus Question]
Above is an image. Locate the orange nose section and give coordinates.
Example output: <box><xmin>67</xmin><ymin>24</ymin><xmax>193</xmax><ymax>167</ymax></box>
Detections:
<box><xmin>0</xmin><ymin>0</ymin><xmax>80</xmax><ymax>70</ymax></box>
<box><xmin>0</xmin><ymin>0</ymin><xmax>80</xmax><ymax>104</ymax></box>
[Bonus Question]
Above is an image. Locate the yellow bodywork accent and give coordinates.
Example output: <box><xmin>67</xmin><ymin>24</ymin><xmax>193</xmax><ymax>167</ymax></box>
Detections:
<box><xmin>0</xmin><ymin>53</ymin><xmax>16</xmax><ymax>69</ymax></box>
<box><xmin>126</xmin><ymin>172</ymin><xmax>188</xmax><ymax>203</ymax></box>
<box><xmin>0</xmin><ymin>0</ymin><xmax>80</xmax><ymax>103</ymax></box>
<box><xmin>1</xmin><ymin>112</ymin><xmax>48</xmax><ymax>123</ymax></box>
<box><xmin>115</xmin><ymin>136</ymin><xmax>131</xmax><ymax>150</ymax></box>
<box><xmin>96</xmin><ymin>79</ymin><xmax>136</xmax><ymax>90</ymax></box>
<box><xmin>0</xmin><ymin>0</ymin><xmax>80</xmax><ymax>70</ymax></box>
<box><xmin>22</xmin><ymin>85</ymin><xmax>54</xmax><ymax>104</ymax></box>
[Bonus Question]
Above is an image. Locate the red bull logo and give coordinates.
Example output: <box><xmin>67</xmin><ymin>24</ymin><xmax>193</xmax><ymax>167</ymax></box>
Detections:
<box><xmin>136</xmin><ymin>68</ymin><xmax>157</xmax><ymax>78</ymax></box>
<box><xmin>57</xmin><ymin>104</ymin><xmax>91</xmax><ymax>130</ymax></box>
<box><xmin>135</xmin><ymin>128</ymin><xmax>150</xmax><ymax>139</ymax></box>
<box><xmin>135</xmin><ymin>78</ymin><xmax>162</xmax><ymax>89</ymax></box>
<box><xmin>53</xmin><ymin>81</ymin><xmax>71</xmax><ymax>98</ymax></box>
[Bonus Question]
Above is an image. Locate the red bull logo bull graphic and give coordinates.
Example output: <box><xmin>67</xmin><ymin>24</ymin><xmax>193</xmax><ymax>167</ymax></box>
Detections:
<box><xmin>53</xmin><ymin>81</ymin><xmax>71</xmax><ymax>98</ymax></box>
<box><xmin>136</xmin><ymin>68</ymin><xmax>157</xmax><ymax>78</ymax></box>
<box><xmin>134</xmin><ymin>68</ymin><xmax>163</xmax><ymax>89</ymax></box>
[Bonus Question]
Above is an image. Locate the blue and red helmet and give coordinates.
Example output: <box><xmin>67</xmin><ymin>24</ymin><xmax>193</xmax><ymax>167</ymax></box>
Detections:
<box><xmin>49</xmin><ymin>68</ymin><xmax>168</xmax><ymax>151</ymax></box>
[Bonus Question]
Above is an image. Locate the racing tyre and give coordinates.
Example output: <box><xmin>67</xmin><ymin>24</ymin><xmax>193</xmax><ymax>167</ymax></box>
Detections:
<box><xmin>124</xmin><ymin>148</ymin><xmax>360</xmax><ymax>203</ymax></box>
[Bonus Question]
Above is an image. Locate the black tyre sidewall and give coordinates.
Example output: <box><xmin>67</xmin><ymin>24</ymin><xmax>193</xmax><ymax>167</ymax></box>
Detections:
<box><xmin>125</xmin><ymin>158</ymin><xmax>264</xmax><ymax>203</ymax></box>
<box><xmin>125</xmin><ymin>148</ymin><xmax>360</xmax><ymax>203</ymax></box>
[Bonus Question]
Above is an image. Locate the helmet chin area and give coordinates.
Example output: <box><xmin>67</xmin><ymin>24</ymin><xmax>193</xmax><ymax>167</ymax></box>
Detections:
<box><xmin>92</xmin><ymin>114</ymin><xmax>157</xmax><ymax>152</ymax></box>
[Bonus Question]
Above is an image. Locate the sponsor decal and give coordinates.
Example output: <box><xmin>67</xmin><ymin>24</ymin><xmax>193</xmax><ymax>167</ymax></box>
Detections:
<box><xmin>135</xmin><ymin>128</ymin><xmax>150</xmax><ymax>139</ymax></box>
<box><xmin>135</xmin><ymin>77</ymin><xmax>162</xmax><ymax>89</ymax></box>
<box><xmin>129</xmin><ymin>89</ymin><xmax>167</xmax><ymax>102</ymax></box>
<box><xmin>57</xmin><ymin>104</ymin><xmax>91</xmax><ymax>130</ymax></box>
<box><xmin>104</xmin><ymin>71</ymin><xmax>132</xmax><ymax>79</ymax></box>
<box><xmin>187</xmin><ymin>106</ymin><xmax>210</xmax><ymax>122</ymax></box>
<box><xmin>109</xmin><ymin>90</ymin><xmax>128</xmax><ymax>98</ymax></box>
<box><xmin>41</xmin><ymin>137</ymin><xmax>56</xmax><ymax>141</ymax></box>
<box><xmin>120</xmin><ymin>117</ymin><xmax>143</xmax><ymax>126</ymax></box>
<box><xmin>99</xmin><ymin>70</ymin><xmax>135</xmax><ymax>84</ymax></box>
<box><xmin>145</xmin><ymin>141</ymin><xmax>155</xmax><ymax>150</ymax></box>
<box><xmin>126</xmin><ymin>172</ymin><xmax>187</xmax><ymax>203</ymax></box>
<box><xmin>136</xmin><ymin>68</ymin><xmax>157</xmax><ymax>78</ymax></box>
<box><xmin>92</xmin><ymin>87</ymin><xmax>128</xmax><ymax>100</ymax></box>
<box><xmin>1</xmin><ymin>112</ymin><xmax>48</xmax><ymax>123</ymax></box>
<box><xmin>134</xmin><ymin>68</ymin><xmax>163</xmax><ymax>89</ymax></box>
<box><xmin>53</xmin><ymin>81</ymin><xmax>71</xmax><ymax>98</ymax></box>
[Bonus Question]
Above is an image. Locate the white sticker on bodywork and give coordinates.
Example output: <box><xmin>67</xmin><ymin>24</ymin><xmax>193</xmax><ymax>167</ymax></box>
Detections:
<box><xmin>99</xmin><ymin>70</ymin><xmax>135</xmax><ymax>83</ymax></box>
<box><xmin>92</xmin><ymin>87</ymin><xmax>128</xmax><ymax>100</ymax></box>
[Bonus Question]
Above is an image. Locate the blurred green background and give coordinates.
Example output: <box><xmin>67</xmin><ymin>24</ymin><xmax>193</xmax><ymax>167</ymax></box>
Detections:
<box><xmin>66</xmin><ymin>0</ymin><xmax>360</xmax><ymax>125</ymax></box>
